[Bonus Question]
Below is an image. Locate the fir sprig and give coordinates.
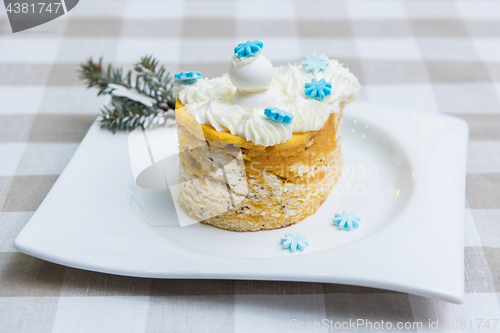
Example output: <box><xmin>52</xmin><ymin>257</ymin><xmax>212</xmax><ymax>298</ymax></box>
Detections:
<box><xmin>78</xmin><ymin>56</ymin><xmax>176</xmax><ymax>133</ymax></box>
<box><xmin>99</xmin><ymin>97</ymin><xmax>174</xmax><ymax>132</ymax></box>
<box><xmin>134</xmin><ymin>56</ymin><xmax>176</xmax><ymax>110</ymax></box>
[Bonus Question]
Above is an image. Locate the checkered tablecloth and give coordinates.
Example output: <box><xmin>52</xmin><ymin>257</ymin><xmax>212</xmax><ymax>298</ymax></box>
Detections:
<box><xmin>1</xmin><ymin>0</ymin><xmax>499</xmax><ymax>332</ymax></box>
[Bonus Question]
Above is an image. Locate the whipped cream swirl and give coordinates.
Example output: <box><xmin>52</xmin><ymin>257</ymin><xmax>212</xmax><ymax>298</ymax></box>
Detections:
<box><xmin>174</xmin><ymin>75</ymin><xmax>235</xmax><ymax>105</ymax></box>
<box><xmin>186</xmin><ymin>100</ymin><xmax>245</xmax><ymax>134</ymax></box>
<box><xmin>276</xmin><ymin>95</ymin><xmax>330</xmax><ymax>133</ymax></box>
<box><xmin>235</xmin><ymin>113</ymin><xmax>292</xmax><ymax>146</ymax></box>
<box><xmin>318</xmin><ymin>60</ymin><xmax>360</xmax><ymax>112</ymax></box>
<box><xmin>273</xmin><ymin>64</ymin><xmax>312</xmax><ymax>97</ymax></box>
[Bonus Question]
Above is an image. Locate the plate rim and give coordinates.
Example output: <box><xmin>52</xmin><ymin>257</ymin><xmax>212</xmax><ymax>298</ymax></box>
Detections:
<box><xmin>14</xmin><ymin>101</ymin><xmax>469</xmax><ymax>304</ymax></box>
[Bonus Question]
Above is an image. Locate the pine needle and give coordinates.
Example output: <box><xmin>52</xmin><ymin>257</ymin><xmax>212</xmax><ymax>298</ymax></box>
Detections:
<box><xmin>78</xmin><ymin>55</ymin><xmax>176</xmax><ymax>132</ymax></box>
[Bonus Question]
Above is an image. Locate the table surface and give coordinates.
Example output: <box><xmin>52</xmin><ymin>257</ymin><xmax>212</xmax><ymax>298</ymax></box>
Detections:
<box><xmin>1</xmin><ymin>1</ymin><xmax>500</xmax><ymax>332</ymax></box>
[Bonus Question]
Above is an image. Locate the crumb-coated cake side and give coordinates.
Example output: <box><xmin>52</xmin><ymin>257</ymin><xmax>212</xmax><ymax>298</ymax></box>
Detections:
<box><xmin>173</xmin><ymin>41</ymin><xmax>360</xmax><ymax>232</ymax></box>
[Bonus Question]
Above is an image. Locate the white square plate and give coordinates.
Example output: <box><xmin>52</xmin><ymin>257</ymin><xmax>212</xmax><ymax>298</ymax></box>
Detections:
<box><xmin>14</xmin><ymin>101</ymin><xmax>468</xmax><ymax>303</ymax></box>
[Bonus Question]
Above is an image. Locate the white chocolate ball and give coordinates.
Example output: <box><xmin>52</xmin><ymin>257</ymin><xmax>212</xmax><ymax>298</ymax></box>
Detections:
<box><xmin>232</xmin><ymin>86</ymin><xmax>278</xmax><ymax>111</ymax></box>
<box><xmin>229</xmin><ymin>54</ymin><xmax>274</xmax><ymax>92</ymax></box>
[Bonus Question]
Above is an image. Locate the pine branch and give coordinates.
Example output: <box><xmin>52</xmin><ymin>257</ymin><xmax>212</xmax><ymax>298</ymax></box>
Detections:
<box><xmin>134</xmin><ymin>55</ymin><xmax>176</xmax><ymax>110</ymax></box>
<box><xmin>100</xmin><ymin>97</ymin><xmax>174</xmax><ymax>133</ymax></box>
<box><xmin>78</xmin><ymin>57</ymin><xmax>131</xmax><ymax>95</ymax></box>
<box><xmin>78</xmin><ymin>55</ymin><xmax>177</xmax><ymax>132</ymax></box>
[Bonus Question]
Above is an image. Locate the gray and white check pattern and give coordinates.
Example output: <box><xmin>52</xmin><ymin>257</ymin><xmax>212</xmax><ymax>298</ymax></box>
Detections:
<box><xmin>1</xmin><ymin>0</ymin><xmax>500</xmax><ymax>332</ymax></box>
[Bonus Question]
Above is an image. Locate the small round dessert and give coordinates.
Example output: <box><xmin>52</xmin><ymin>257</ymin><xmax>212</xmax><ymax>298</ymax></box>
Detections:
<box><xmin>229</xmin><ymin>54</ymin><xmax>274</xmax><ymax>91</ymax></box>
<box><xmin>229</xmin><ymin>51</ymin><xmax>278</xmax><ymax>111</ymax></box>
<box><xmin>173</xmin><ymin>42</ymin><xmax>360</xmax><ymax>232</ymax></box>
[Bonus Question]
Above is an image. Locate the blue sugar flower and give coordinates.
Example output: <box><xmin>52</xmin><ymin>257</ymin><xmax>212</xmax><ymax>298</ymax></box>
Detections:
<box><xmin>304</xmin><ymin>78</ymin><xmax>332</xmax><ymax>100</ymax></box>
<box><xmin>333</xmin><ymin>211</ymin><xmax>361</xmax><ymax>230</ymax></box>
<box><xmin>281</xmin><ymin>233</ymin><xmax>310</xmax><ymax>252</ymax></box>
<box><xmin>301</xmin><ymin>52</ymin><xmax>329</xmax><ymax>73</ymax></box>
<box><xmin>174</xmin><ymin>71</ymin><xmax>202</xmax><ymax>84</ymax></box>
<box><xmin>264</xmin><ymin>107</ymin><xmax>294</xmax><ymax>124</ymax></box>
<box><xmin>234</xmin><ymin>40</ymin><xmax>264</xmax><ymax>58</ymax></box>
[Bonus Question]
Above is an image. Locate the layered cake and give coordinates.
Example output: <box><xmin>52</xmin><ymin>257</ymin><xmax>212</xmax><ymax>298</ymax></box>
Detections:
<box><xmin>173</xmin><ymin>41</ymin><xmax>360</xmax><ymax>231</ymax></box>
